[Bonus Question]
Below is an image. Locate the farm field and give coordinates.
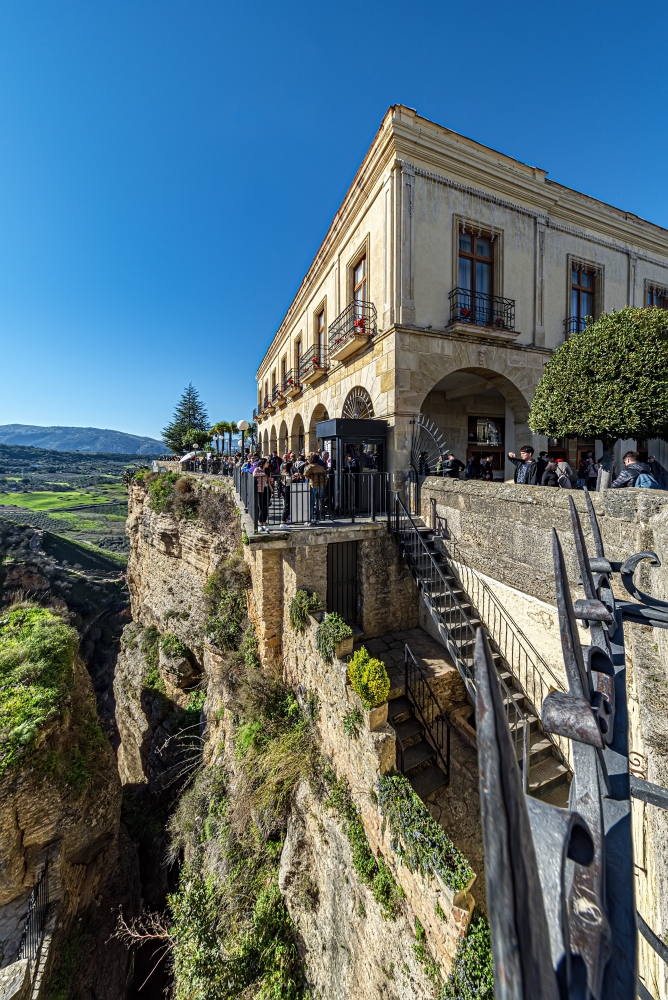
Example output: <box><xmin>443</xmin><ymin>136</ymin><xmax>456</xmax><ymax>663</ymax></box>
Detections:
<box><xmin>0</xmin><ymin>446</ymin><xmax>147</xmax><ymax>558</ymax></box>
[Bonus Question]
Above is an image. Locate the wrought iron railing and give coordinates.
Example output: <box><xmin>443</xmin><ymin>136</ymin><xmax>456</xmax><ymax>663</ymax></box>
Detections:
<box><xmin>281</xmin><ymin>368</ymin><xmax>300</xmax><ymax>393</ymax></box>
<box><xmin>271</xmin><ymin>385</ymin><xmax>282</xmax><ymax>405</ymax></box>
<box><xmin>234</xmin><ymin>466</ymin><xmax>388</xmax><ymax>531</ymax></box>
<box><xmin>391</xmin><ymin>492</ymin><xmax>529</xmax><ymax>786</ymax></box>
<box><xmin>17</xmin><ymin>861</ymin><xmax>49</xmax><ymax>962</ymax></box>
<box><xmin>299</xmin><ymin>344</ymin><xmax>329</xmax><ymax>380</ymax></box>
<box><xmin>328</xmin><ymin>300</ymin><xmax>377</xmax><ymax>353</ymax></box>
<box><xmin>564</xmin><ymin>315</ymin><xmax>589</xmax><ymax>336</ymax></box>
<box><xmin>253</xmin><ymin>407</ymin><xmax>258</xmax><ymax>421</ymax></box>
<box><xmin>404</xmin><ymin>642</ymin><xmax>450</xmax><ymax>782</ymax></box>
<box><xmin>429</xmin><ymin>502</ymin><xmax>570</xmax><ymax>768</ymax></box>
<box><xmin>262</xmin><ymin>394</ymin><xmax>270</xmax><ymax>411</ymax></box>
<box><xmin>448</xmin><ymin>286</ymin><xmax>515</xmax><ymax>330</ymax></box>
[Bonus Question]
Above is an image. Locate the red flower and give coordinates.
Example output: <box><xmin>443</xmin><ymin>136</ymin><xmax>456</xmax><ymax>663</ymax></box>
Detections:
<box><xmin>461</xmin><ymin>307</ymin><xmax>470</xmax><ymax>318</ymax></box>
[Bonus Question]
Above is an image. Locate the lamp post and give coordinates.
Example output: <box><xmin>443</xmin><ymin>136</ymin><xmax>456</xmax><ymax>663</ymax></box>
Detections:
<box><xmin>238</xmin><ymin>420</ymin><xmax>250</xmax><ymax>462</ymax></box>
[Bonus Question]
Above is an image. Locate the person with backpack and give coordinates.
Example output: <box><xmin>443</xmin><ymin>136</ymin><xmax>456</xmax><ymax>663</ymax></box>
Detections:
<box><xmin>612</xmin><ymin>450</ymin><xmax>661</xmax><ymax>489</ymax></box>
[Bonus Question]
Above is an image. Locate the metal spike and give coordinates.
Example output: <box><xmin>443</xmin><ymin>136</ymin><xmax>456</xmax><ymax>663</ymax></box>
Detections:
<box><xmin>474</xmin><ymin>629</ymin><xmax>559</xmax><ymax>1000</ymax></box>
<box><xmin>569</xmin><ymin>495</ymin><xmax>597</xmax><ymax>601</ymax></box>
<box><xmin>551</xmin><ymin>528</ymin><xmax>589</xmax><ymax>699</ymax></box>
<box><xmin>582</xmin><ymin>487</ymin><xmax>604</xmax><ymax>557</ymax></box>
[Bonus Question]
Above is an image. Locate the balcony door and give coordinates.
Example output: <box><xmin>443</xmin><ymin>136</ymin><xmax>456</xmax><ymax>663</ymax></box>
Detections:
<box><xmin>316</xmin><ymin>310</ymin><xmax>325</xmax><ymax>361</ymax></box>
<box><xmin>353</xmin><ymin>255</ymin><xmax>367</xmax><ymax>319</ymax></box>
<box><xmin>570</xmin><ymin>268</ymin><xmax>594</xmax><ymax>332</ymax></box>
<box><xmin>458</xmin><ymin>233</ymin><xmax>492</xmax><ymax>325</ymax></box>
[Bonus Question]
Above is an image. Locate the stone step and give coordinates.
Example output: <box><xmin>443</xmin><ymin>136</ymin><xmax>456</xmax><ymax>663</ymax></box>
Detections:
<box><xmin>393</xmin><ymin>716</ymin><xmax>424</xmax><ymax>744</ymax></box>
<box><xmin>400</xmin><ymin>739</ymin><xmax>437</xmax><ymax>772</ymax></box>
<box><xmin>388</xmin><ymin>695</ymin><xmax>414</xmax><ymax>723</ymax></box>
<box><xmin>526</xmin><ymin>735</ymin><xmax>557</xmax><ymax>766</ymax></box>
<box><xmin>528</xmin><ymin>756</ymin><xmax>570</xmax><ymax>797</ymax></box>
<box><xmin>410</xmin><ymin>762</ymin><xmax>448</xmax><ymax>800</ymax></box>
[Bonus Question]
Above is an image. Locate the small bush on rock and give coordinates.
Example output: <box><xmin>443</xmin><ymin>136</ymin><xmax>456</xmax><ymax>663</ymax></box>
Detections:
<box><xmin>440</xmin><ymin>909</ymin><xmax>494</xmax><ymax>1000</ymax></box>
<box><xmin>160</xmin><ymin>633</ymin><xmax>189</xmax><ymax>659</ymax></box>
<box><xmin>347</xmin><ymin>646</ymin><xmax>390</xmax><ymax>708</ymax></box>
<box><xmin>288</xmin><ymin>590</ymin><xmax>322</xmax><ymax>633</ymax></box>
<box><xmin>315</xmin><ymin>612</ymin><xmax>353</xmax><ymax>663</ymax></box>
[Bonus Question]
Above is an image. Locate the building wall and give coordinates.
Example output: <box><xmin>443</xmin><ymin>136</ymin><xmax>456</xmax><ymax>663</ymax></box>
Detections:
<box><xmin>256</xmin><ymin>105</ymin><xmax>668</xmax><ymax>481</ymax></box>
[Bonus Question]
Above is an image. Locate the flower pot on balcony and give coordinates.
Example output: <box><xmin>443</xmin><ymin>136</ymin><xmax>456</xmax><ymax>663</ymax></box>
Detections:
<box><xmin>330</xmin><ymin>331</ymin><xmax>371</xmax><ymax>364</ymax></box>
<box><xmin>301</xmin><ymin>362</ymin><xmax>326</xmax><ymax>386</ymax></box>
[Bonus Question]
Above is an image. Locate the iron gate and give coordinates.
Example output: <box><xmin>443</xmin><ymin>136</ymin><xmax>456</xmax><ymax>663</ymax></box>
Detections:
<box><xmin>327</xmin><ymin>541</ymin><xmax>358</xmax><ymax>623</ymax></box>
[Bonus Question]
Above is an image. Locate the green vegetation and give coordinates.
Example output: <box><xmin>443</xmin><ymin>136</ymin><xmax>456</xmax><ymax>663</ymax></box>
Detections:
<box><xmin>315</xmin><ymin>612</ymin><xmax>353</xmax><ymax>663</ymax></box>
<box><xmin>440</xmin><ymin>909</ymin><xmax>494</xmax><ymax>1000</ymax></box>
<box><xmin>414</xmin><ymin>917</ymin><xmax>442</xmax><ymax>989</ymax></box>
<box><xmin>377</xmin><ymin>773</ymin><xmax>474</xmax><ymax>892</ymax></box>
<box><xmin>342</xmin><ymin>706</ymin><xmax>363</xmax><ymax>739</ymax></box>
<box><xmin>288</xmin><ymin>589</ymin><xmax>322</xmax><ymax>633</ymax></box>
<box><xmin>204</xmin><ymin>556</ymin><xmax>250</xmax><ymax>651</ymax></box>
<box><xmin>163</xmin><ymin>383</ymin><xmax>210</xmax><ymax>453</ymax></box>
<box><xmin>529</xmin><ymin>307</ymin><xmax>668</xmax><ymax>470</ymax></box>
<box><xmin>0</xmin><ymin>490</ymin><xmax>112</xmax><ymax>510</ymax></box>
<box><xmin>323</xmin><ymin>767</ymin><xmax>404</xmax><ymax>919</ymax></box>
<box><xmin>140</xmin><ymin>626</ymin><xmax>166</xmax><ymax>693</ymax></box>
<box><xmin>347</xmin><ymin>646</ymin><xmax>390</xmax><ymax>708</ymax></box>
<box><xmin>161</xmin><ymin>632</ymin><xmax>190</xmax><ymax>658</ymax></box>
<box><xmin>0</xmin><ymin>606</ymin><xmax>77</xmax><ymax>776</ymax></box>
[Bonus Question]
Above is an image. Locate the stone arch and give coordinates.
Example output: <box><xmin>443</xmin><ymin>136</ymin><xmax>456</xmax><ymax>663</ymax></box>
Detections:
<box><xmin>290</xmin><ymin>413</ymin><xmax>305</xmax><ymax>455</ymax></box>
<box><xmin>308</xmin><ymin>403</ymin><xmax>329</xmax><ymax>453</ymax></box>
<box><xmin>269</xmin><ymin>425</ymin><xmax>278</xmax><ymax>454</ymax></box>
<box><xmin>342</xmin><ymin>386</ymin><xmax>374</xmax><ymax>419</ymax></box>
<box><xmin>262</xmin><ymin>429</ymin><xmax>269</xmax><ymax>455</ymax></box>
<box><xmin>278</xmin><ymin>420</ymin><xmax>289</xmax><ymax>456</ymax></box>
<box><xmin>415</xmin><ymin>357</ymin><xmax>536</xmax><ymax>478</ymax></box>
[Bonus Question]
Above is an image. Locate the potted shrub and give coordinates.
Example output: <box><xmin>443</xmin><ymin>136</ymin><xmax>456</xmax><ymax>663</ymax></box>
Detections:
<box><xmin>347</xmin><ymin>646</ymin><xmax>390</xmax><ymax>730</ymax></box>
<box><xmin>315</xmin><ymin>612</ymin><xmax>354</xmax><ymax>662</ymax></box>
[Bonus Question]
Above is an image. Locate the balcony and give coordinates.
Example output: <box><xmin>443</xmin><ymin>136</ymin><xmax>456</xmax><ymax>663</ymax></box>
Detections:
<box><xmin>328</xmin><ymin>300</ymin><xmax>377</xmax><ymax>363</ymax></box>
<box><xmin>263</xmin><ymin>393</ymin><xmax>276</xmax><ymax>414</ymax></box>
<box><xmin>299</xmin><ymin>344</ymin><xmax>329</xmax><ymax>385</ymax></box>
<box><xmin>282</xmin><ymin>368</ymin><xmax>301</xmax><ymax>398</ymax></box>
<box><xmin>564</xmin><ymin>316</ymin><xmax>589</xmax><ymax>337</ymax></box>
<box><xmin>447</xmin><ymin>287</ymin><xmax>516</xmax><ymax>340</ymax></box>
<box><xmin>271</xmin><ymin>384</ymin><xmax>287</xmax><ymax>409</ymax></box>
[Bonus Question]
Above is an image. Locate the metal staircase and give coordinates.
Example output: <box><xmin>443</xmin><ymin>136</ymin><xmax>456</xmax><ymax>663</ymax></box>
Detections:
<box><xmin>390</xmin><ymin>493</ymin><xmax>570</xmax><ymax>804</ymax></box>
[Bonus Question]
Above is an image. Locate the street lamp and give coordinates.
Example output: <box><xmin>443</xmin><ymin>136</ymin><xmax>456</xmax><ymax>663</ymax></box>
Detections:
<box><xmin>237</xmin><ymin>420</ymin><xmax>250</xmax><ymax>460</ymax></box>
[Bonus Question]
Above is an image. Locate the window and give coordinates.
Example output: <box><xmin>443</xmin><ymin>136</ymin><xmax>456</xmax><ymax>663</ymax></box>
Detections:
<box><xmin>458</xmin><ymin>233</ymin><xmax>493</xmax><ymax>324</ymax></box>
<box><xmin>648</xmin><ymin>286</ymin><xmax>668</xmax><ymax>309</ymax></box>
<box><xmin>295</xmin><ymin>339</ymin><xmax>302</xmax><ymax>371</ymax></box>
<box><xmin>570</xmin><ymin>268</ymin><xmax>594</xmax><ymax>330</ymax></box>
<box><xmin>281</xmin><ymin>357</ymin><xmax>287</xmax><ymax>384</ymax></box>
<box><xmin>316</xmin><ymin>310</ymin><xmax>325</xmax><ymax>355</ymax></box>
<box><xmin>353</xmin><ymin>255</ymin><xmax>367</xmax><ymax>311</ymax></box>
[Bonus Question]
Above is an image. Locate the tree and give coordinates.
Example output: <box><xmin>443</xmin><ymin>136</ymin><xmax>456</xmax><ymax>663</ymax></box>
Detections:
<box><xmin>529</xmin><ymin>307</ymin><xmax>668</xmax><ymax>481</ymax></box>
<box><xmin>163</xmin><ymin>384</ymin><xmax>210</xmax><ymax>453</ymax></box>
<box><xmin>227</xmin><ymin>421</ymin><xmax>238</xmax><ymax>457</ymax></box>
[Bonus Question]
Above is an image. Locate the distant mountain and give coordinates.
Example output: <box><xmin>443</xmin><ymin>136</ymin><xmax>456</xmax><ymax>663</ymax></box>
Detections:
<box><xmin>0</xmin><ymin>424</ymin><xmax>166</xmax><ymax>455</ymax></box>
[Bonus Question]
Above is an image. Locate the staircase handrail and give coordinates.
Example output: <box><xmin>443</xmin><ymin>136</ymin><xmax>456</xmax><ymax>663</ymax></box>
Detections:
<box><xmin>405</xmin><ymin>642</ymin><xmax>451</xmax><ymax>782</ymax></box>
<box><xmin>391</xmin><ymin>492</ymin><xmax>530</xmax><ymax>788</ymax></box>
<box><xmin>430</xmin><ymin>505</ymin><xmax>565</xmax><ymax>703</ymax></box>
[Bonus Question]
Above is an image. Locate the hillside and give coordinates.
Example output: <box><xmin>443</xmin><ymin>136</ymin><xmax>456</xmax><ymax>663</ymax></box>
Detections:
<box><xmin>0</xmin><ymin>423</ymin><xmax>165</xmax><ymax>454</ymax></box>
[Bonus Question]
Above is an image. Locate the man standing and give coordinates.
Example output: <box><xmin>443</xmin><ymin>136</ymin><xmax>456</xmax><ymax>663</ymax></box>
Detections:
<box><xmin>443</xmin><ymin>452</ymin><xmax>465</xmax><ymax>478</ymax></box>
<box><xmin>536</xmin><ymin>450</ymin><xmax>549</xmax><ymax>482</ymax></box>
<box><xmin>304</xmin><ymin>454</ymin><xmax>329</xmax><ymax>524</ymax></box>
<box><xmin>611</xmin><ymin>451</ymin><xmax>657</xmax><ymax>488</ymax></box>
<box><xmin>507</xmin><ymin>446</ymin><xmax>539</xmax><ymax>485</ymax></box>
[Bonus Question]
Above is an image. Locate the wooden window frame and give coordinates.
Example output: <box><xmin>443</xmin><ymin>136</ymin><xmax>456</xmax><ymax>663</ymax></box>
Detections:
<box><xmin>570</xmin><ymin>266</ymin><xmax>595</xmax><ymax>324</ymax></box>
<box><xmin>313</xmin><ymin>297</ymin><xmax>327</xmax><ymax>352</ymax></box>
<box><xmin>347</xmin><ymin>236</ymin><xmax>371</xmax><ymax>307</ymax></box>
<box><xmin>295</xmin><ymin>338</ymin><xmax>302</xmax><ymax>371</ymax></box>
<box><xmin>645</xmin><ymin>280</ymin><xmax>668</xmax><ymax>309</ymax></box>
<box><xmin>353</xmin><ymin>254</ymin><xmax>367</xmax><ymax>305</ymax></box>
<box><xmin>457</xmin><ymin>231</ymin><xmax>494</xmax><ymax>300</ymax></box>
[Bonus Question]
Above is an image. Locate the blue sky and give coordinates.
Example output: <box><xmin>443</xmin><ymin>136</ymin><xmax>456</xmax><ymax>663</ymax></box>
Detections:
<box><xmin>0</xmin><ymin>0</ymin><xmax>666</xmax><ymax>440</ymax></box>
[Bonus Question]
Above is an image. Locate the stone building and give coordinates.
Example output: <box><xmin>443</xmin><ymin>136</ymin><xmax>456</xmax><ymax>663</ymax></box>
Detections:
<box><xmin>255</xmin><ymin>104</ymin><xmax>668</xmax><ymax>481</ymax></box>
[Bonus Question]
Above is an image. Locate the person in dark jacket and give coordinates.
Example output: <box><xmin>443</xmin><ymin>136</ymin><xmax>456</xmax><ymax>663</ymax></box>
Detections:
<box><xmin>508</xmin><ymin>446</ymin><xmax>539</xmax><ymax>485</ymax></box>
<box><xmin>536</xmin><ymin>451</ymin><xmax>549</xmax><ymax>482</ymax></box>
<box><xmin>442</xmin><ymin>452</ymin><xmax>465</xmax><ymax>478</ymax></box>
<box><xmin>465</xmin><ymin>454</ymin><xmax>481</xmax><ymax>479</ymax></box>
<box><xmin>541</xmin><ymin>460</ymin><xmax>560</xmax><ymax>487</ymax></box>
<box><xmin>612</xmin><ymin>450</ymin><xmax>653</xmax><ymax>488</ymax></box>
<box><xmin>481</xmin><ymin>455</ymin><xmax>494</xmax><ymax>481</ymax></box>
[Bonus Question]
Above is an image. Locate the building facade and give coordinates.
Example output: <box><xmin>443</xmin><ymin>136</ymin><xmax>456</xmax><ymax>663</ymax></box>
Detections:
<box><xmin>255</xmin><ymin>105</ymin><xmax>668</xmax><ymax>482</ymax></box>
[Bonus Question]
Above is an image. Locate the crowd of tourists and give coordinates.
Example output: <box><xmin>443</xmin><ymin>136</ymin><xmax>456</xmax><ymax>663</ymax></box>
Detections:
<box><xmin>239</xmin><ymin>448</ymin><xmax>338</xmax><ymax>532</ymax></box>
<box><xmin>418</xmin><ymin>446</ymin><xmax>668</xmax><ymax>490</ymax></box>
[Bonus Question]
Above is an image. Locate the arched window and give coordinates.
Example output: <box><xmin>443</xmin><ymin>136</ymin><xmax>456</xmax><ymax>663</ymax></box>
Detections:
<box><xmin>342</xmin><ymin>387</ymin><xmax>374</xmax><ymax>420</ymax></box>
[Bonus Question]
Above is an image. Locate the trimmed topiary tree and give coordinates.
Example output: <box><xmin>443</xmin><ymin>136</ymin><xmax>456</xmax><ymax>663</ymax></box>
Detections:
<box><xmin>347</xmin><ymin>646</ymin><xmax>390</xmax><ymax>709</ymax></box>
<box><xmin>529</xmin><ymin>307</ymin><xmax>668</xmax><ymax>482</ymax></box>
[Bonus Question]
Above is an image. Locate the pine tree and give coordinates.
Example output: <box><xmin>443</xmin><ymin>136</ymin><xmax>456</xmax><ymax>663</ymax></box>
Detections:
<box><xmin>163</xmin><ymin>384</ymin><xmax>210</xmax><ymax>453</ymax></box>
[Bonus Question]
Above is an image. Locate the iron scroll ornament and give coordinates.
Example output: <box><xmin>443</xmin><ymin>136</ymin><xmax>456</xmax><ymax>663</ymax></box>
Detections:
<box><xmin>475</xmin><ymin>488</ymin><xmax>668</xmax><ymax>1000</ymax></box>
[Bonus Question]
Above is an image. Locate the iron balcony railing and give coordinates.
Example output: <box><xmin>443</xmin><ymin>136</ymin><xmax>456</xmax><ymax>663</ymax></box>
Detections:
<box><xmin>262</xmin><ymin>395</ymin><xmax>270</xmax><ymax>411</ymax></box>
<box><xmin>17</xmin><ymin>861</ymin><xmax>49</xmax><ymax>962</ymax></box>
<box><xmin>233</xmin><ymin>466</ymin><xmax>388</xmax><ymax>531</ymax></box>
<box><xmin>448</xmin><ymin>286</ymin><xmax>515</xmax><ymax>331</ymax></box>
<box><xmin>271</xmin><ymin>385</ymin><xmax>282</xmax><ymax>404</ymax></box>
<box><xmin>391</xmin><ymin>492</ymin><xmax>530</xmax><ymax>788</ymax></box>
<box><xmin>564</xmin><ymin>315</ymin><xmax>589</xmax><ymax>336</ymax></box>
<box><xmin>252</xmin><ymin>407</ymin><xmax>258</xmax><ymax>421</ymax></box>
<box><xmin>429</xmin><ymin>502</ymin><xmax>569</xmax><ymax>768</ymax></box>
<box><xmin>328</xmin><ymin>300</ymin><xmax>377</xmax><ymax>352</ymax></box>
<box><xmin>281</xmin><ymin>368</ymin><xmax>300</xmax><ymax>393</ymax></box>
<box><xmin>299</xmin><ymin>343</ymin><xmax>329</xmax><ymax>380</ymax></box>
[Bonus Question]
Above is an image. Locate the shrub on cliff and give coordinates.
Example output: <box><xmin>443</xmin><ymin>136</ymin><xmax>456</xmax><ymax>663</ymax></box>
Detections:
<box><xmin>315</xmin><ymin>612</ymin><xmax>353</xmax><ymax>663</ymax></box>
<box><xmin>529</xmin><ymin>307</ymin><xmax>668</xmax><ymax>474</ymax></box>
<box><xmin>0</xmin><ymin>605</ymin><xmax>77</xmax><ymax>775</ymax></box>
<box><xmin>288</xmin><ymin>590</ymin><xmax>322</xmax><ymax>633</ymax></box>
<box><xmin>347</xmin><ymin>646</ymin><xmax>390</xmax><ymax>708</ymax></box>
<box><xmin>204</xmin><ymin>555</ymin><xmax>250</xmax><ymax>651</ymax></box>
<box><xmin>440</xmin><ymin>909</ymin><xmax>494</xmax><ymax>1000</ymax></box>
